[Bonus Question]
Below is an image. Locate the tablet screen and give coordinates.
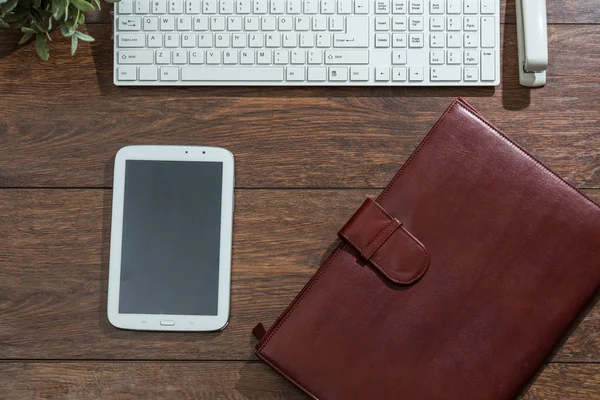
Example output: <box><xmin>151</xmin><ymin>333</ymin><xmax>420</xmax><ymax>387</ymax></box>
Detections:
<box><xmin>118</xmin><ymin>160</ymin><xmax>222</xmax><ymax>316</ymax></box>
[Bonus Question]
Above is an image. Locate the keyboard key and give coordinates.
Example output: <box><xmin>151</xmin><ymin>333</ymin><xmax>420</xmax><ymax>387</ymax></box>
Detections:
<box><xmin>118</xmin><ymin>50</ymin><xmax>154</xmax><ymax>64</ymax></box>
<box><xmin>296</xmin><ymin>16</ymin><xmax>310</xmax><ymax>30</ymax></box>
<box><xmin>333</xmin><ymin>16</ymin><xmax>368</xmax><ymax>47</ymax></box>
<box><xmin>464</xmin><ymin>16</ymin><xmax>478</xmax><ymax>31</ymax></box>
<box><xmin>430</xmin><ymin>66</ymin><xmax>461</xmax><ymax>81</ymax></box>
<box><xmin>291</xmin><ymin>49</ymin><xmax>306</xmax><ymax>64</ymax></box>
<box><xmin>190</xmin><ymin>50</ymin><xmax>205</xmax><ymax>63</ymax></box>
<box><xmin>118</xmin><ymin>33</ymin><xmax>146</xmax><ymax>47</ymax></box>
<box><xmin>169</xmin><ymin>0</ymin><xmax>183</xmax><ymax>13</ymax></box>
<box><xmin>430</xmin><ymin>16</ymin><xmax>443</xmax><ymax>30</ymax></box>
<box><xmin>177</xmin><ymin>16</ymin><xmax>192</xmax><ymax>30</ymax></box>
<box><xmin>375</xmin><ymin>17</ymin><xmax>390</xmax><ymax>31</ymax></box>
<box><xmin>211</xmin><ymin>16</ymin><xmax>225</xmax><ymax>30</ymax></box>
<box><xmin>160</xmin><ymin>66</ymin><xmax>179</xmax><ymax>80</ymax></box>
<box><xmin>325</xmin><ymin>50</ymin><xmax>369</xmax><ymax>64</ymax></box>
<box><xmin>376</xmin><ymin>0</ymin><xmax>390</xmax><ymax>14</ymax></box>
<box><xmin>139</xmin><ymin>65</ymin><xmax>159</xmax><ymax>80</ymax></box>
<box><xmin>329</xmin><ymin>16</ymin><xmax>345</xmax><ymax>31</ymax></box>
<box><xmin>117</xmin><ymin>66</ymin><xmax>137</xmax><ymax>80</ymax></box>
<box><xmin>430</xmin><ymin>50</ymin><xmax>444</xmax><ymax>64</ymax></box>
<box><xmin>216</xmin><ymin>33</ymin><xmax>230</xmax><ymax>47</ymax></box>
<box><xmin>223</xmin><ymin>50</ymin><xmax>238</xmax><ymax>64</ymax></box>
<box><xmin>270</xmin><ymin>0</ymin><xmax>284</xmax><ymax>12</ymax></box>
<box><xmin>329</xmin><ymin>66</ymin><xmax>349</xmax><ymax>81</ymax></box>
<box><xmin>279</xmin><ymin>16</ymin><xmax>293</xmax><ymax>30</ymax></box>
<box><xmin>240</xmin><ymin>49</ymin><xmax>255</xmax><ymax>64</ymax></box>
<box><xmin>118</xmin><ymin>16</ymin><xmax>142</xmax><ymax>31</ymax></box>
<box><xmin>181</xmin><ymin>33</ymin><xmax>196</xmax><ymax>47</ymax></box>
<box><xmin>409</xmin><ymin>16</ymin><xmax>423</xmax><ymax>30</ymax></box>
<box><xmin>308</xmin><ymin>67</ymin><xmax>327</xmax><ymax>81</ymax></box>
<box><xmin>283</xmin><ymin>33</ymin><xmax>298</xmax><ymax>47</ymax></box>
<box><xmin>391</xmin><ymin>50</ymin><xmax>406</xmax><ymax>64</ymax></box>
<box><xmin>464</xmin><ymin>66</ymin><xmax>478</xmax><ymax>81</ymax></box>
<box><xmin>181</xmin><ymin>67</ymin><xmax>285</xmax><ymax>81</ymax></box>
<box><xmin>203</xmin><ymin>0</ymin><xmax>217</xmax><ymax>12</ymax></box>
<box><xmin>148</xmin><ymin>33</ymin><xmax>163</xmax><ymax>47</ymax></box>
<box><xmin>249</xmin><ymin>33</ymin><xmax>264</xmax><ymax>47</ymax></box>
<box><xmin>198</xmin><ymin>33</ymin><xmax>213</xmax><ymax>46</ymax></box>
<box><xmin>257</xmin><ymin>49</ymin><xmax>272</xmax><ymax>63</ymax></box>
<box><xmin>392</xmin><ymin>16</ymin><xmax>407</xmax><ymax>30</ymax></box>
<box><xmin>409</xmin><ymin>65</ymin><xmax>423</xmax><ymax>81</ymax></box>
<box><xmin>481</xmin><ymin>49</ymin><xmax>495</xmax><ymax>81</ymax></box>
<box><xmin>481</xmin><ymin>0</ymin><xmax>494</xmax><ymax>14</ymax></box>
<box><xmin>392</xmin><ymin>0</ymin><xmax>406</xmax><ymax>13</ymax></box>
<box><xmin>464</xmin><ymin>0</ymin><xmax>477</xmax><ymax>14</ymax></box>
<box><xmin>321</xmin><ymin>0</ymin><xmax>335</xmax><ymax>13</ymax></box>
<box><xmin>481</xmin><ymin>16</ymin><xmax>495</xmax><ymax>48</ymax></box>
<box><xmin>408</xmin><ymin>0</ymin><xmax>422</xmax><ymax>14</ymax></box>
<box><xmin>447</xmin><ymin>0</ymin><xmax>460</xmax><ymax>14</ymax></box>
<box><xmin>220</xmin><ymin>0</ymin><xmax>233</xmax><ymax>13</ymax></box>
<box><xmin>304</xmin><ymin>0</ymin><xmax>319</xmax><ymax>13</ymax></box>
<box><xmin>156</xmin><ymin>49</ymin><xmax>171</xmax><ymax>63</ymax></box>
<box><xmin>207</xmin><ymin>49</ymin><xmax>222</xmax><ymax>64</ymax></box>
<box><xmin>408</xmin><ymin>33</ymin><xmax>423</xmax><ymax>47</ymax></box>
<box><xmin>245</xmin><ymin>16</ymin><xmax>259</xmax><ymax>30</ymax></box>
<box><xmin>447</xmin><ymin>49</ymin><xmax>461</xmax><ymax>64</ymax></box>
<box><xmin>274</xmin><ymin>49</ymin><xmax>289</xmax><ymax>64</ymax></box>
<box><xmin>253</xmin><ymin>0</ymin><xmax>267</xmax><ymax>13</ymax></box>
<box><xmin>447</xmin><ymin>16</ymin><xmax>461</xmax><ymax>30</ymax></box>
<box><xmin>464</xmin><ymin>50</ymin><xmax>478</xmax><ymax>64</ymax></box>
<box><xmin>464</xmin><ymin>33</ymin><xmax>478</xmax><ymax>47</ymax></box>
<box><xmin>144</xmin><ymin>16</ymin><xmax>158</xmax><ymax>30</ymax></box>
<box><xmin>338</xmin><ymin>0</ymin><xmax>352</xmax><ymax>14</ymax></box>
<box><xmin>164</xmin><ymin>33</ymin><xmax>179</xmax><ymax>47</ymax></box>
<box><xmin>232</xmin><ymin>33</ymin><xmax>247</xmax><ymax>47</ymax></box>
<box><xmin>429</xmin><ymin>0</ymin><xmax>443</xmax><ymax>13</ymax></box>
<box><xmin>152</xmin><ymin>0</ymin><xmax>167</xmax><ymax>13</ymax></box>
<box><xmin>350</xmin><ymin>66</ymin><xmax>369</xmax><ymax>81</ymax></box>
<box><xmin>286</xmin><ymin>66</ymin><xmax>305</xmax><ymax>80</ymax></box>
<box><xmin>354</xmin><ymin>0</ymin><xmax>368</xmax><ymax>13</ymax></box>
<box><xmin>229</xmin><ymin>16</ymin><xmax>242</xmax><ymax>30</ymax></box>
<box><xmin>262</xmin><ymin>16</ymin><xmax>276</xmax><ymax>30</ymax></box>
<box><xmin>159</xmin><ymin>16</ymin><xmax>174</xmax><ymax>30</ymax></box>
<box><xmin>300</xmin><ymin>33</ymin><xmax>315</xmax><ymax>47</ymax></box>
<box><xmin>136</xmin><ymin>0</ymin><xmax>150</xmax><ymax>14</ymax></box>
<box><xmin>308</xmin><ymin>49</ymin><xmax>323</xmax><ymax>63</ymax></box>
<box><xmin>375</xmin><ymin>33</ymin><xmax>390</xmax><ymax>47</ymax></box>
<box><xmin>173</xmin><ymin>49</ymin><xmax>188</xmax><ymax>63</ymax></box>
<box><xmin>267</xmin><ymin>33</ymin><xmax>282</xmax><ymax>47</ymax></box>
<box><xmin>317</xmin><ymin>33</ymin><xmax>332</xmax><ymax>47</ymax></box>
<box><xmin>237</xmin><ymin>0</ymin><xmax>251</xmax><ymax>12</ymax></box>
<box><xmin>392</xmin><ymin>33</ymin><xmax>406</xmax><ymax>47</ymax></box>
<box><xmin>392</xmin><ymin>66</ymin><xmax>407</xmax><ymax>81</ymax></box>
<box><xmin>186</xmin><ymin>0</ymin><xmax>201</xmax><ymax>13</ymax></box>
<box><xmin>430</xmin><ymin>33</ymin><xmax>444</xmax><ymax>48</ymax></box>
<box><xmin>313</xmin><ymin>16</ymin><xmax>327</xmax><ymax>30</ymax></box>
<box><xmin>288</xmin><ymin>0</ymin><xmax>302</xmax><ymax>13</ymax></box>
<box><xmin>375</xmin><ymin>67</ymin><xmax>389</xmax><ymax>81</ymax></box>
<box><xmin>118</xmin><ymin>0</ymin><xmax>133</xmax><ymax>13</ymax></box>
<box><xmin>447</xmin><ymin>32</ymin><xmax>461</xmax><ymax>48</ymax></box>
<box><xmin>194</xmin><ymin>16</ymin><xmax>209</xmax><ymax>30</ymax></box>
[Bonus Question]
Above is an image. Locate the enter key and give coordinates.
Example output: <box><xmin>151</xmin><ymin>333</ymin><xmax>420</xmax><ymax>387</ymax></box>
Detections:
<box><xmin>334</xmin><ymin>16</ymin><xmax>369</xmax><ymax>48</ymax></box>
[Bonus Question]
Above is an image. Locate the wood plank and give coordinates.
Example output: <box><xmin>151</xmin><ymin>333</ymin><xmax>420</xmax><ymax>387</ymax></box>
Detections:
<box><xmin>82</xmin><ymin>0</ymin><xmax>600</xmax><ymax>24</ymax></box>
<box><xmin>0</xmin><ymin>362</ymin><xmax>598</xmax><ymax>399</ymax></box>
<box><xmin>1</xmin><ymin>26</ymin><xmax>600</xmax><ymax>189</ymax></box>
<box><xmin>0</xmin><ymin>189</ymin><xmax>599</xmax><ymax>361</ymax></box>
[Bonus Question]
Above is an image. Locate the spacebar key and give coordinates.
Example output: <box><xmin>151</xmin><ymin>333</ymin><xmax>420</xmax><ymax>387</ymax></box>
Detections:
<box><xmin>181</xmin><ymin>67</ymin><xmax>284</xmax><ymax>81</ymax></box>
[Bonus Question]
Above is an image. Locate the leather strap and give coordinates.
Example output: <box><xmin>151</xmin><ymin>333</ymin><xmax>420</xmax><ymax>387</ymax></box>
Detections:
<box><xmin>338</xmin><ymin>198</ymin><xmax>430</xmax><ymax>285</ymax></box>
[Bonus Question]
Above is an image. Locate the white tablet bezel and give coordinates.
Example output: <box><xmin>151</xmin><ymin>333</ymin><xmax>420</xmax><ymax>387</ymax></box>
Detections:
<box><xmin>107</xmin><ymin>145</ymin><xmax>234</xmax><ymax>331</ymax></box>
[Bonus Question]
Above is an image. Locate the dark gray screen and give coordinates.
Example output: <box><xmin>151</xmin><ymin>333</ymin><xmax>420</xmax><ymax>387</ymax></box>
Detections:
<box><xmin>119</xmin><ymin>160</ymin><xmax>222</xmax><ymax>316</ymax></box>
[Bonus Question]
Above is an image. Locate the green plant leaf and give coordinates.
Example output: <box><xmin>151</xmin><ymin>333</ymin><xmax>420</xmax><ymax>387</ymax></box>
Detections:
<box><xmin>35</xmin><ymin>33</ymin><xmax>49</xmax><ymax>60</ymax></box>
<box><xmin>0</xmin><ymin>18</ymin><xmax>9</xmax><ymax>28</ymax></box>
<box><xmin>33</xmin><ymin>0</ymin><xmax>41</xmax><ymax>8</ymax></box>
<box><xmin>103</xmin><ymin>0</ymin><xmax>120</xmax><ymax>3</ymax></box>
<box><xmin>0</xmin><ymin>0</ymin><xmax>8</xmax><ymax>4</ymax></box>
<box><xmin>21</xmin><ymin>26</ymin><xmax>34</xmax><ymax>32</ymax></box>
<box><xmin>93</xmin><ymin>0</ymin><xmax>100</xmax><ymax>10</ymax></box>
<box><xmin>63</xmin><ymin>0</ymin><xmax>69</xmax><ymax>19</ymax></box>
<box><xmin>74</xmin><ymin>30</ymin><xmax>94</xmax><ymax>42</ymax></box>
<box><xmin>71</xmin><ymin>34</ymin><xmax>78</xmax><ymax>55</ymax></box>
<box><xmin>2</xmin><ymin>0</ymin><xmax>19</xmax><ymax>13</ymax></box>
<box><xmin>19</xmin><ymin>31</ymin><xmax>33</xmax><ymax>44</ymax></box>
<box><xmin>52</xmin><ymin>0</ymin><xmax>65</xmax><ymax>19</ymax></box>
<box><xmin>70</xmin><ymin>0</ymin><xmax>95</xmax><ymax>11</ymax></box>
<box><xmin>60</xmin><ymin>20</ymin><xmax>75</xmax><ymax>36</ymax></box>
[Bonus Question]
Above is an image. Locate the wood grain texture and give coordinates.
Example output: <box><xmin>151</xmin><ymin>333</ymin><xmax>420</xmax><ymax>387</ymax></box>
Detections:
<box><xmin>0</xmin><ymin>362</ymin><xmax>598</xmax><ymax>399</ymax></box>
<box><xmin>1</xmin><ymin>25</ymin><xmax>600</xmax><ymax>188</ymax></box>
<box><xmin>82</xmin><ymin>0</ymin><xmax>600</xmax><ymax>25</ymax></box>
<box><xmin>0</xmin><ymin>189</ymin><xmax>599</xmax><ymax>361</ymax></box>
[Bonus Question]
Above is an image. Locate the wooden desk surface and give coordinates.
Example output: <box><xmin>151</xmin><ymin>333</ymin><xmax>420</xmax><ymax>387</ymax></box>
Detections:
<box><xmin>1</xmin><ymin>1</ymin><xmax>599</xmax><ymax>398</ymax></box>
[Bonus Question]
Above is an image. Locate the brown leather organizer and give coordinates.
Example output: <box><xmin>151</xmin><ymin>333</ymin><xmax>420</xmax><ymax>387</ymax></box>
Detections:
<box><xmin>252</xmin><ymin>98</ymin><xmax>600</xmax><ymax>400</ymax></box>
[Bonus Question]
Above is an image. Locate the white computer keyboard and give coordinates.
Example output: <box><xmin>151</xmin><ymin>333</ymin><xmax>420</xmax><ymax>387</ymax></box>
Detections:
<box><xmin>113</xmin><ymin>0</ymin><xmax>500</xmax><ymax>86</ymax></box>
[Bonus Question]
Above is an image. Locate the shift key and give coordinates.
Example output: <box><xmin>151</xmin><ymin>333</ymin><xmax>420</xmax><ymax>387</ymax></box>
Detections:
<box><xmin>117</xmin><ymin>50</ymin><xmax>154</xmax><ymax>64</ymax></box>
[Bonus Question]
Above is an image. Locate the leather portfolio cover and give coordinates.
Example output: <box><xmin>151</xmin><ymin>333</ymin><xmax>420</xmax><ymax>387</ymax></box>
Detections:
<box><xmin>252</xmin><ymin>98</ymin><xmax>600</xmax><ymax>399</ymax></box>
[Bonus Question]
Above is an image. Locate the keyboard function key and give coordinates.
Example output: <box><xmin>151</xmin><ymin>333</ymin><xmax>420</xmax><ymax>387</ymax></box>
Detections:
<box><xmin>118</xmin><ymin>16</ymin><xmax>142</xmax><ymax>31</ymax></box>
<box><xmin>286</xmin><ymin>66</ymin><xmax>306</xmax><ymax>81</ymax></box>
<box><xmin>464</xmin><ymin>50</ymin><xmax>479</xmax><ymax>64</ymax></box>
<box><xmin>430</xmin><ymin>50</ymin><xmax>444</xmax><ymax>64</ymax></box>
<box><xmin>391</xmin><ymin>50</ymin><xmax>407</xmax><ymax>64</ymax></box>
<box><xmin>408</xmin><ymin>0</ymin><xmax>422</xmax><ymax>14</ymax></box>
<box><xmin>118</xmin><ymin>0</ymin><xmax>133</xmax><ymax>14</ymax></box>
<box><xmin>375</xmin><ymin>66</ymin><xmax>390</xmax><ymax>81</ymax></box>
<box><xmin>430</xmin><ymin>16</ymin><xmax>443</xmax><ymax>30</ymax></box>
<box><xmin>429</xmin><ymin>0</ymin><xmax>443</xmax><ymax>14</ymax></box>
<box><xmin>354</xmin><ymin>0</ymin><xmax>369</xmax><ymax>13</ymax></box>
<box><xmin>409</xmin><ymin>16</ymin><xmax>423</xmax><ymax>31</ymax></box>
<box><xmin>409</xmin><ymin>65</ymin><xmax>423</xmax><ymax>81</ymax></box>
<box><xmin>375</xmin><ymin>33</ymin><xmax>390</xmax><ymax>47</ymax></box>
<box><xmin>392</xmin><ymin>33</ymin><xmax>406</xmax><ymax>47</ymax></box>
<box><xmin>350</xmin><ymin>66</ymin><xmax>369</xmax><ymax>81</ymax></box>
<box><xmin>392</xmin><ymin>66</ymin><xmax>407</xmax><ymax>81</ymax></box>
<box><xmin>481</xmin><ymin>0</ymin><xmax>494</xmax><ymax>14</ymax></box>
<box><xmin>375</xmin><ymin>17</ymin><xmax>390</xmax><ymax>31</ymax></box>
<box><xmin>308</xmin><ymin>66</ymin><xmax>327</xmax><ymax>81</ymax></box>
<box><xmin>392</xmin><ymin>16</ymin><xmax>407</xmax><ymax>30</ymax></box>
<box><xmin>464</xmin><ymin>66</ymin><xmax>478</xmax><ymax>81</ymax></box>
<box><xmin>430</xmin><ymin>66</ymin><xmax>461</xmax><ymax>81</ymax></box>
<box><xmin>329</xmin><ymin>66</ymin><xmax>349</xmax><ymax>81</ymax></box>
<box><xmin>481</xmin><ymin>49</ymin><xmax>495</xmax><ymax>81</ymax></box>
<box><xmin>118</xmin><ymin>50</ymin><xmax>154</xmax><ymax>64</ymax></box>
<box><xmin>481</xmin><ymin>16</ymin><xmax>495</xmax><ymax>47</ymax></box>
<box><xmin>446</xmin><ymin>0</ymin><xmax>460</xmax><ymax>14</ymax></box>
<box><xmin>117</xmin><ymin>66</ymin><xmax>137</xmax><ymax>80</ymax></box>
<box><xmin>375</xmin><ymin>0</ymin><xmax>390</xmax><ymax>14</ymax></box>
<box><xmin>464</xmin><ymin>0</ymin><xmax>478</xmax><ymax>14</ymax></box>
<box><xmin>408</xmin><ymin>33</ymin><xmax>423</xmax><ymax>48</ymax></box>
<box><xmin>139</xmin><ymin>65</ymin><xmax>159</xmax><ymax>80</ymax></box>
<box><xmin>160</xmin><ymin>66</ymin><xmax>179</xmax><ymax>81</ymax></box>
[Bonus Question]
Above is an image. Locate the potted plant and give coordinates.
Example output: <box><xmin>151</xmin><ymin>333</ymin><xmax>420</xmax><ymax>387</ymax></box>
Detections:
<box><xmin>0</xmin><ymin>0</ymin><xmax>117</xmax><ymax>59</ymax></box>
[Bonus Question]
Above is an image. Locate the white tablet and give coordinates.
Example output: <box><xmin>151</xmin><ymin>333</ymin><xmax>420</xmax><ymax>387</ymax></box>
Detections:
<box><xmin>107</xmin><ymin>145</ymin><xmax>234</xmax><ymax>331</ymax></box>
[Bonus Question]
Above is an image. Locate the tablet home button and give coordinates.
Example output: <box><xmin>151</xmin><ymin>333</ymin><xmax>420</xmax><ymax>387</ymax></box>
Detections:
<box><xmin>160</xmin><ymin>320</ymin><xmax>175</xmax><ymax>326</ymax></box>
